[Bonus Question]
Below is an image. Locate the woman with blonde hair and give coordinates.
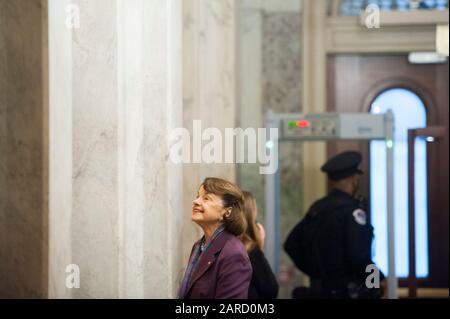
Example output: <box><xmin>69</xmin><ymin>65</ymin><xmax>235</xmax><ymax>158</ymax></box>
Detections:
<box><xmin>178</xmin><ymin>178</ymin><xmax>252</xmax><ymax>299</ymax></box>
<box><xmin>241</xmin><ymin>191</ymin><xmax>279</xmax><ymax>299</ymax></box>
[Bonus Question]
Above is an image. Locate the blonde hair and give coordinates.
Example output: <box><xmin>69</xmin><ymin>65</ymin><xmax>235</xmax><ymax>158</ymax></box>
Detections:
<box><xmin>240</xmin><ymin>191</ymin><xmax>262</xmax><ymax>252</ymax></box>
<box><xmin>201</xmin><ymin>177</ymin><xmax>247</xmax><ymax>236</ymax></box>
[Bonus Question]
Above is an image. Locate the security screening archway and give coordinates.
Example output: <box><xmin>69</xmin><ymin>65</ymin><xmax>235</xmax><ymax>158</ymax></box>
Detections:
<box><xmin>264</xmin><ymin>110</ymin><xmax>397</xmax><ymax>299</ymax></box>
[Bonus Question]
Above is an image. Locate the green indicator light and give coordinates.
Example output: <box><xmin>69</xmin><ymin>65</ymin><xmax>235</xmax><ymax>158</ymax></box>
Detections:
<box><xmin>288</xmin><ymin>121</ymin><xmax>296</xmax><ymax>128</ymax></box>
<box><xmin>266</xmin><ymin>140</ymin><xmax>274</xmax><ymax>149</ymax></box>
<box><xmin>386</xmin><ymin>139</ymin><xmax>394</xmax><ymax>149</ymax></box>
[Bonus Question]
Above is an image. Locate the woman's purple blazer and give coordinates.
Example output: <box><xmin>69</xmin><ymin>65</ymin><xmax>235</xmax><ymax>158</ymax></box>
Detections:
<box><xmin>184</xmin><ymin>231</ymin><xmax>252</xmax><ymax>299</ymax></box>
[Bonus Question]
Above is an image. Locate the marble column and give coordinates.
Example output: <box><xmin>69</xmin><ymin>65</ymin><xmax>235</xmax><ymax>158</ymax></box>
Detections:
<box><xmin>48</xmin><ymin>0</ymin><xmax>183</xmax><ymax>298</ymax></box>
<box><xmin>182</xmin><ymin>0</ymin><xmax>238</xmax><ymax>264</ymax></box>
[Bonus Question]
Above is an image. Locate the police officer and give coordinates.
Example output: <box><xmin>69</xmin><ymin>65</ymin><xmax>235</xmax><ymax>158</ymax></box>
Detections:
<box><xmin>284</xmin><ymin>151</ymin><xmax>385</xmax><ymax>299</ymax></box>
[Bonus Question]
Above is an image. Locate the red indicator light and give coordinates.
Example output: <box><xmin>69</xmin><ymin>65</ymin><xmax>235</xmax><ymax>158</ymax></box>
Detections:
<box><xmin>296</xmin><ymin>120</ymin><xmax>310</xmax><ymax>128</ymax></box>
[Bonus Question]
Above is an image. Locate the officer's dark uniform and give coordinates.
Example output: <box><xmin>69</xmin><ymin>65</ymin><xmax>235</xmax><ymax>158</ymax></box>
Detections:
<box><xmin>285</xmin><ymin>151</ymin><xmax>383</xmax><ymax>299</ymax></box>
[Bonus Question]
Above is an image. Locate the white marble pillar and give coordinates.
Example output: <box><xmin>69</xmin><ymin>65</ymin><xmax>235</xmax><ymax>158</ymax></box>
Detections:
<box><xmin>48</xmin><ymin>0</ymin><xmax>183</xmax><ymax>298</ymax></box>
<box><xmin>301</xmin><ymin>0</ymin><xmax>327</xmax><ymax>211</ymax></box>
<box><xmin>182</xmin><ymin>0</ymin><xmax>238</xmax><ymax>264</ymax></box>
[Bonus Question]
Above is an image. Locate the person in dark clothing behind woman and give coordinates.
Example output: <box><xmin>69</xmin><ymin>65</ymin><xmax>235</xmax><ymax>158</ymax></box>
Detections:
<box><xmin>240</xmin><ymin>191</ymin><xmax>279</xmax><ymax>299</ymax></box>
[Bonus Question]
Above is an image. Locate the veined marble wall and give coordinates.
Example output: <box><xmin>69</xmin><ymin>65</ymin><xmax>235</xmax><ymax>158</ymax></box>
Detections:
<box><xmin>0</xmin><ymin>0</ymin><xmax>48</xmax><ymax>298</ymax></box>
<box><xmin>48</xmin><ymin>0</ymin><xmax>184</xmax><ymax>298</ymax></box>
<box><xmin>238</xmin><ymin>0</ymin><xmax>305</xmax><ymax>298</ymax></box>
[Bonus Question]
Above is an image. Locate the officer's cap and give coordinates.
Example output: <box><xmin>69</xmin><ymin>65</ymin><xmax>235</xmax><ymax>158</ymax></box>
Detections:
<box><xmin>321</xmin><ymin>151</ymin><xmax>363</xmax><ymax>181</ymax></box>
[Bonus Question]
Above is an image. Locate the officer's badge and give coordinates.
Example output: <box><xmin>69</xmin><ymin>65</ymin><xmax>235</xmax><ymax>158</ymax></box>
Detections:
<box><xmin>352</xmin><ymin>209</ymin><xmax>367</xmax><ymax>225</ymax></box>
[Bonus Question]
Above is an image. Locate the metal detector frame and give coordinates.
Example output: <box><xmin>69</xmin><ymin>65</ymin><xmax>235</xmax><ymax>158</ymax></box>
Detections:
<box><xmin>264</xmin><ymin>110</ymin><xmax>397</xmax><ymax>299</ymax></box>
